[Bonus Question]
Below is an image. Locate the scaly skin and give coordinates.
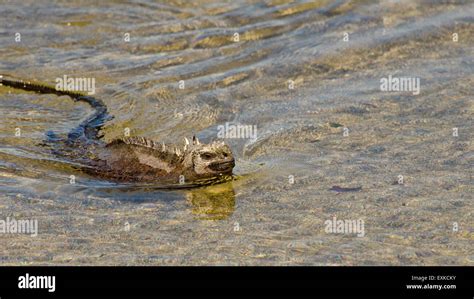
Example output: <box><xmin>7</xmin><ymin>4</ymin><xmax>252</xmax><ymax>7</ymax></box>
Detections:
<box><xmin>0</xmin><ymin>76</ymin><xmax>235</xmax><ymax>186</ymax></box>
<box><xmin>88</xmin><ymin>136</ymin><xmax>235</xmax><ymax>184</ymax></box>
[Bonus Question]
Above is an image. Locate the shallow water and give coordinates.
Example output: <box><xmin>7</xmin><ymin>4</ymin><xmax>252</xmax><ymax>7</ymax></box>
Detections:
<box><xmin>0</xmin><ymin>0</ymin><xmax>473</xmax><ymax>265</ymax></box>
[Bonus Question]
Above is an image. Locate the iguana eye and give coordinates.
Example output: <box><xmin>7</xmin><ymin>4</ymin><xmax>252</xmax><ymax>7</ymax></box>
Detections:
<box><xmin>200</xmin><ymin>153</ymin><xmax>214</xmax><ymax>160</ymax></box>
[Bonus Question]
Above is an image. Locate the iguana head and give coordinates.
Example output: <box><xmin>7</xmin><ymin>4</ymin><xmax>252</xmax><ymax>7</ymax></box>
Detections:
<box><xmin>181</xmin><ymin>136</ymin><xmax>235</xmax><ymax>179</ymax></box>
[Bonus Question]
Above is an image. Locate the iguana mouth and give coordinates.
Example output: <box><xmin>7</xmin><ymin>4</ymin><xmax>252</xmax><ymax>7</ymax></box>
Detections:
<box><xmin>209</xmin><ymin>159</ymin><xmax>235</xmax><ymax>172</ymax></box>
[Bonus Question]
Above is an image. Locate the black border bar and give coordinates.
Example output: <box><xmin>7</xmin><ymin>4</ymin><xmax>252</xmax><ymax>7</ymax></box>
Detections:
<box><xmin>0</xmin><ymin>266</ymin><xmax>472</xmax><ymax>298</ymax></box>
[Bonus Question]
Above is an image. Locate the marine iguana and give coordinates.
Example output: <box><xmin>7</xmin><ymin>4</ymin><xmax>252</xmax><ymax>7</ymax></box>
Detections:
<box><xmin>0</xmin><ymin>76</ymin><xmax>235</xmax><ymax>186</ymax></box>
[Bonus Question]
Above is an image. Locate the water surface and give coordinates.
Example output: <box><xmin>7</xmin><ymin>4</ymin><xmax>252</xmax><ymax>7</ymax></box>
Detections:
<box><xmin>0</xmin><ymin>0</ymin><xmax>473</xmax><ymax>265</ymax></box>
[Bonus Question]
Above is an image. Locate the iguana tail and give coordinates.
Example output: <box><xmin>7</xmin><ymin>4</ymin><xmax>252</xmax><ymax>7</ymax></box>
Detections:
<box><xmin>0</xmin><ymin>75</ymin><xmax>110</xmax><ymax>142</ymax></box>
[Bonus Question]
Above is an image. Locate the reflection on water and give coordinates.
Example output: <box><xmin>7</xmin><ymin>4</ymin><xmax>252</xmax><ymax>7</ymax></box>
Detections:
<box><xmin>0</xmin><ymin>0</ymin><xmax>473</xmax><ymax>265</ymax></box>
<box><xmin>186</xmin><ymin>181</ymin><xmax>236</xmax><ymax>220</ymax></box>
